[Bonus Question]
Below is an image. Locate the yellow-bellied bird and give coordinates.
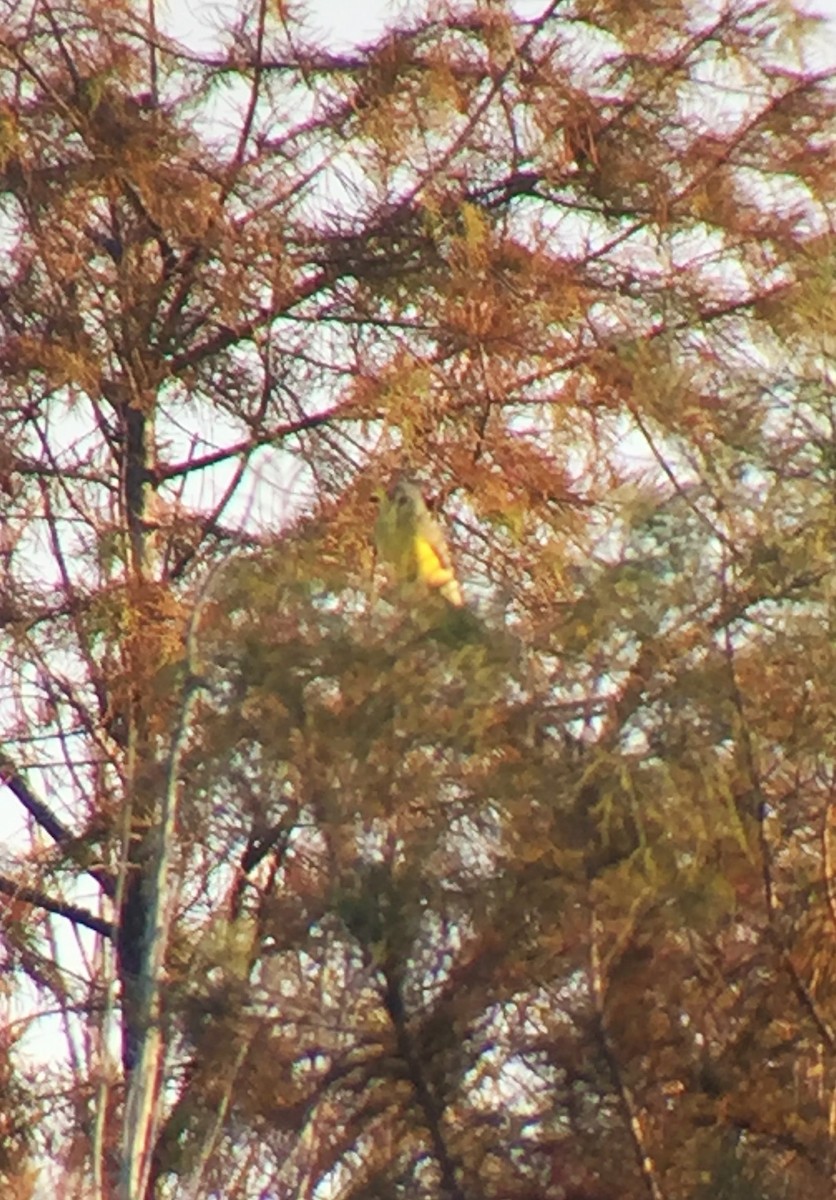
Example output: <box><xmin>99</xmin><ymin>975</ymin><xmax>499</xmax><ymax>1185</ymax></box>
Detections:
<box><xmin>375</xmin><ymin>478</ymin><xmax>464</xmax><ymax>607</ymax></box>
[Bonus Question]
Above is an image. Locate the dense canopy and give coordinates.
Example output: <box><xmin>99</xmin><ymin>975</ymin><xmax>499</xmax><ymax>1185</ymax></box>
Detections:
<box><xmin>1</xmin><ymin>0</ymin><xmax>836</xmax><ymax>1197</ymax></box>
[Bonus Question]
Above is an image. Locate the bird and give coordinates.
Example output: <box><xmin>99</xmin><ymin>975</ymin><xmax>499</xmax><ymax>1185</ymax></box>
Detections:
<box><xmin>374</xmin><ymin>478</ymin><xmax>465</xmax><ymax>608</ymax></box>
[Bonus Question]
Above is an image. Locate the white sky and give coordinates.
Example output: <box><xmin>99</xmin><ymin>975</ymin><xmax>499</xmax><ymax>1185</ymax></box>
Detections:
<box><xmin>304</xmin><ymin>0</ymin><xmax>836</xmax><ymax>47</ymax></box>
<box><xmin>165</xmin><ymin>0</ymin><xmax>836</xmax><ymax>53</ymax></box>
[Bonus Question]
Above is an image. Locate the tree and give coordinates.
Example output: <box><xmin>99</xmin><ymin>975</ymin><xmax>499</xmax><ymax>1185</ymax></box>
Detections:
<box><xmin>1</xmin><ymin>0</ymin><xmax>835</xmax><ymax>1197</ymax></box>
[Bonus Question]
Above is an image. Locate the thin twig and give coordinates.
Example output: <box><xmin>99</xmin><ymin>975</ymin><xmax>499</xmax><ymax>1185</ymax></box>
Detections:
<box><xmin>822</xmin><ymin>774</ymin><xmax>836</xmax><ymax>942</ymax></box>
<box><xmin>721</xmin><ymin>590</ymin><xmax>836</xmax><ymax>1053</ymax></box>
<box><xmin>589</xmin><ymin>911</ymin><xmax>665</xmax><ymax>1200</ymax></box>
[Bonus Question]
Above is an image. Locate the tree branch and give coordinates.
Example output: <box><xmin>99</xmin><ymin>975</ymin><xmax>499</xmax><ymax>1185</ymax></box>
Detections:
<box><xmin>0</xmin><ymin>874</ymin><xmax>113</xmax><ymax>938</ymax></box>
<box><xmin>589</xmin><ymin>912</ymin><xmax>665</xmax><ymax>1200</ymax></box>
<box><xmin>381</xmin><ymin>964</ymin><xmax>466</xmax><ymax>1200</ymax></box>
<box><xmin>0</xmin><ymin>752</ymin><xmax>115</xmax><ymax>899</ymax></box>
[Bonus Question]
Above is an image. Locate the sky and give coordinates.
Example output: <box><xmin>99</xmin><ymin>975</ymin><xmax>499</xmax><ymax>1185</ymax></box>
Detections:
<box><xmin>260</xmin><ymin>0</ymin><xmax>836</xmax><ymax>43</ymax></box>
<box><xmin>166</xmin><ymin>0</ymin><xmax>836</xmax><ymax>52</ymax></box>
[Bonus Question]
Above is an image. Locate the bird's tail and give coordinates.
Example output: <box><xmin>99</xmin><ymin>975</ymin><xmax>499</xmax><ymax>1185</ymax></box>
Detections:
<box><xmin>438</xmin><ymin>575</ymin><xmax>464</xmax><ymax>607</ymax></box>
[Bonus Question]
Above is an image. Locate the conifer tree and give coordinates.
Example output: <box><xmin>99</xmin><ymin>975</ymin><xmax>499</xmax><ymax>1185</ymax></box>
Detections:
<box><xmin>1</xmin><ymin>1</ymin><xmax>835</xmax><ymax>1197</ymax></box>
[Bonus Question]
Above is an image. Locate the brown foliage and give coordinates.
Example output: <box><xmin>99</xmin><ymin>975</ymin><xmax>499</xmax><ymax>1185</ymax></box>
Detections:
<box><xmin>0</xmin><ymin>0</ymin><xmax>835</xmax><ymax>1197</ymax></box>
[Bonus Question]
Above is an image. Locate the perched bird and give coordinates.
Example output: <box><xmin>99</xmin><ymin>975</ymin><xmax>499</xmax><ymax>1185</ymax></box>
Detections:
<box><xmin>374</xmin><ymin>478</ymin><xmax>464</xmax><ymax>607</ymax></box>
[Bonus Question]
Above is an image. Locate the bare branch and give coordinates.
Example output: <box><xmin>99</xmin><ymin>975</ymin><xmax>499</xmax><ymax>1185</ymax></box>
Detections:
<box><xmin>0</xmin><ymin>873</ymin><xmax>112</xmax><ymax>938</ymax></box>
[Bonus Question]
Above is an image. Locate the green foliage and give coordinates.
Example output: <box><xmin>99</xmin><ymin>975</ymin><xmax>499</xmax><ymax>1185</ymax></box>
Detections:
<box><xmin>1</xmin><ymin>0</ymin><xmax>836</xmax><ymax>1196</ymax></box>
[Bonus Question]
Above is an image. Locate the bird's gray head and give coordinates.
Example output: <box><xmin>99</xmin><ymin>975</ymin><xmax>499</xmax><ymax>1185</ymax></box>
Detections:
<box><xmin>389</xmin><ymin>478</ymin><xmax>426</xmax><ymax>510</ymax></box>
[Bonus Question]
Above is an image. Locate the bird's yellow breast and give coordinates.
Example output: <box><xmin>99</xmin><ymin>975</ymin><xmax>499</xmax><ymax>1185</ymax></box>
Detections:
<box><xmin>414</xmin><ymin>536</ymin><xmax>453</xmax><ymax>588</ymax></box>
